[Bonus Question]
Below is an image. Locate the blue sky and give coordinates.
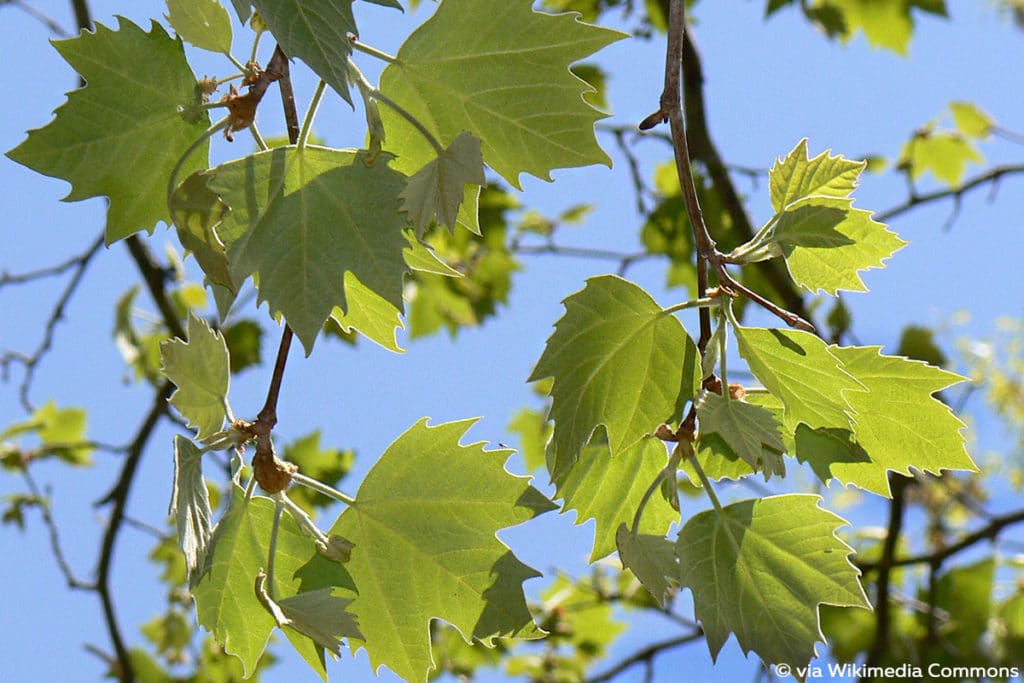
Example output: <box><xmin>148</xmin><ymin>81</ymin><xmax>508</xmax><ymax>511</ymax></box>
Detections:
<box><xmin>2</xmin><ymin>1</ymin><xmax>1023</xmax><ymax>682</ymax></box>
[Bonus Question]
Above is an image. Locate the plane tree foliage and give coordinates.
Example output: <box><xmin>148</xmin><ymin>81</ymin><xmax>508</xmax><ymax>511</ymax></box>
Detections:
<box><xmin>3</xmin><ymin>0</ymin><xmax>1024</xmax><ymax>681</ymax></box>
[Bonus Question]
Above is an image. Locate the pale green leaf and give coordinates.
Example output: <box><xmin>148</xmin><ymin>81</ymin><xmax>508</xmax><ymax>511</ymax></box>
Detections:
<box><xmin>166</xmin><ymin>0</ymin><xmax>233</xmax><ymax>53</ymax></box>
<box><xmin>769</xmin><ymin>139</ymin><xmax>864</xmax><ymax>212</ymax></box>
<box><xmin>902</xmin><ymin>130</ymin><xmax>982</xmax><ymax>186</ymax></box>
<box><xmin>529</xmin><ymin>275</ymin><xmax>700</xmax><ymax>473</ymax></box>
<box><xmin>328</xmin><ymin>273</ymin><xmax>406</xmax><ymax>353</ymax></box>
<box><xmin>278</xmin><ymin>589</ymin><xmax>363</xmax><ymax>655</ymax></box>
<box><xmin>734</xmin><ymin>326</ymin><xmax>861</xmax><ymax>431</ymax></box>
<box><xmin>194</xmin><ymin>488</ymin><xmax>356</xmax><ymax>676</ymax></box>
<box><xmin>677</xmin><ymin>495</ymin><xmax>870</xmax><ymax>668</ymax></box>
<box><xmin>696</xmin><ymin>392</ymin><xmax>785</xmax><ymax>480</ymax></box>
<box><xmin>950</xmin><ymin>101</ymin><xmax>994</xmax><ymax>138</ymax></box>
<box><xmin>251</xmin><ymin>0</ymin><xmax>357</xmax><ymax>103</ymax></box>
<box><xmin>682</xmin><ymin>433</ymin><xmax>758</xmax><ymax>484</ymax></box>
<box><xmin>556</xmin><ymin>437</ymin><xmax>678</xmax><ymax>561</ymax></box>
<box><xmin>160</xmin><ymin>313</ymin><xmax>230</xmax><ymax>441</ymax></box>
<box><xmin>507</xmin><ymin>407</ymin><xmax>552</xmax><ymax>473</ymax></box>
<box><xmin>773</xmin><ymin>196</ymin><xmax>906</xmax><ymax>294</ymax></box>
<box><xmin>403</xmin><ymin>232</ymin><xmax>462</xmax><ymax>277</ymax></box>
<box><xmin>808</xmin><ymin>346</ymin><xmax>975</xmax><ymax>496</ymax></box>
<box><xmin>204</xmin><ymin>146</ymin><xmax>409</xmax><ymax>354</ymax></box>
<box><xmin>616</xmin><ymin>524</ymin><xmax>677</xmax><ymax>607</ymax></box>
<box><xmin>821</xmin><ymin>0</ymin><xmax>944</xmax><ymax>54</ymax></box>
<box><xmin>329</xmin><ymin>418</ymin><xmax>554</xmax><ymax>683</ymax></box>
<box><xmin>378</xmin><ymin>0</ymin><xmax>626</xmax><ymax>188</ymax></box>
<box><xmin>170</xmin><ymin>436</ymin><xmax>212</xmax><ymax>582</ymax></box>
<box><xmin>401</xmin><ymin>132</ymin><xmax>486</xmax><ymax>235</ymax></box>
<box><xmin>169</xmin><ymin>172</ymin><xmax>233</xmax><ymax>290</ymax></box>
<box><xmin>1</xmin><ymin>401</ymin><xmax>92</xmax><ymax>465</ymax></box>
<box><xmin>5</xmin><ymin>18</ymin><xmax>210</xmax><ymax>243</ymax></box>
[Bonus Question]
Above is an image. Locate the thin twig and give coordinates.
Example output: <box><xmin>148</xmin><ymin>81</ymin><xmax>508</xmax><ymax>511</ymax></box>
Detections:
<box><xmin>586</xmin><ymin>631</ymin><xmax>705</xmax><ymax>683</ymax></box>
<box><xmin>23</xmin><ymin>470</ymin><xmax>94</xmax><ymax>590</ymax></box>
<box><xmin>875</xmin><ymin>163</ymin><xmax>1024</xmax><ymax>224</ymax></box>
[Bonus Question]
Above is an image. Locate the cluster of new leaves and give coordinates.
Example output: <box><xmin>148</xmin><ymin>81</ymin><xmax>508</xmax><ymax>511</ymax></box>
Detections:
<box><xmin>528</xmin><ymin>140</ymin><xmax>976</xmax><ymax>672</ymax></box>
<box><xmin>5</xmin><ymin>0</ymin><xmax>625</xmax><ymax>680</ymax></box>
<box><xmin>2</xmin><ymin>0</ymin><xmax>985</xmax><ymax>680</ymax></box>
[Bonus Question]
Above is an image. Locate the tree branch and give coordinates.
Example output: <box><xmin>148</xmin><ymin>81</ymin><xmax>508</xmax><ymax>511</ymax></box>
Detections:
<box><xmin>876</xmin><ymin>163</ymin><xmax>1024</xmax><ymax>224</ymax></box>
<box><xmin>586</xmin><ymin>631</ymin><xmax>705</xmax><ymax>683</ymax></box>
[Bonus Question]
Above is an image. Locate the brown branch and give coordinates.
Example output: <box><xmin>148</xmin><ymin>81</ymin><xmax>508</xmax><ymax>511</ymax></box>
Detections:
<box><xmin>585</xmin><ymin>631</ymin><xmax>705</xmax><ymax>683</ymax></box>
<box><xmin>858</xmin><ymin>506</ymin><xmax>1024</xmax><ymax>573</ymax></box>
<box><xmin>861</xmin><ymin>474</ymin><xmax>909</xmax><ymax>676</ymax></box>
<box><xmin>1</xmin><ymin>232</ymin><xmax>105</xmax><ymax>412</ymax></box>
<box><xmin>22</xmin><ymin>470</ymin><xmax>95</xmax><ymax>590</ymax></box>
<box><xmin>875</xmin><ymin>163</ymin><xmax>1024</xmax><ymax>224</ymax></box>
<box><xmin>249</xmin><ymin>44</ymin><xmax>302</xmax><ymax>495</ymax></box>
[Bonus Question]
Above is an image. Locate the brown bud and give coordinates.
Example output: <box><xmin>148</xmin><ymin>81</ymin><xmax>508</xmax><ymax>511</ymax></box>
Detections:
<box><xmin>253</xmin><ymin>446</ymin><xmax>297</xmax><ymax>494</ymax></box>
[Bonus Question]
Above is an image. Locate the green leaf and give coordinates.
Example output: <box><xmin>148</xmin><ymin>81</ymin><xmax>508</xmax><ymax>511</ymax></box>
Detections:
<box><xmin>811</xmin><ymin>346</ymin><xmax>975</xmax><ymax>496</ymax></box>
<box><xmin>329</xmin><ymin>418</ymin><xmax>554</xmax><ymax>682</ymax></box>
<box><xmin>378</xmin><ymin>0</ymin><xmax>626</xmax><ymax>188</ymax></box>
<box><xmin>734</xmin><ymin>326</ymin><xmax>861</xmax><ymax>431</ymax></box>
<box><xmin>507</xmin><ymin>407</ymin><xmax>552</xmax><ymax>473</ymax></box>
<box><xmin>205</xmin><ymin>146</ymin><xmax>409</xmax><ymax>354</ymax></box>
<box><xmin>817</xmin><ymin>0</ymin><xmax>946</xmax><ymax>54</ymax></box>
<box><xmin>160</xmin><ymin>313</ymin><xmax>231</xmax><ymax>441</ymax></box>
<box><xmin>925</xmin><ymin>558</ymin><xmax>994</xmax><ymax>655</ymax></box>
<box><xmin>327</xmin><ymin>272</ymin><xmax>406</xmax><ymax>353</ymax></box>
<box><xmin>251</xmin><ymin>0</ymin><xmax>357</xmax><ymax>103</ymax></box>
<box><xmin>401</xmin><ymin>132</ymin><xmax>486</xmax><ymax>235</ymax></box>
<box><xmin>170</xmin><ymin>436</ymin><xmax>212</xmax><ymax>583</ymax></box>
<box><xmin>529</xmin><ymin>275</ymin><xmax>700</xmax><ymax>473</ymax></box>
<box><xmin>677</xmin><ymin>495</ymin><xmax>870</xmax><ymax>669</ymax></box>
<box><xmin>615</xmin><ymin>525</ymin><xmax>678</xmax><ymax>607</ymax></box>
<box><xmin>194</xmin><ymin>488</ymin><xmax>356</xmax><ymax>676</ymax></box>
<box><xmin>6</xmin><ymin>18</ymin><xmax>210</xmax><ymax>243</ymax></box>
<box><xmin>556</xmin><ymin>437</ymin><xmax>678</xmax><ymax>561</ymax></box>
<box><xmin>773</xmin><ymin>196</ymin><xmax>906</xmax><ymax>294</ymax></box>
<box><xmin>950</xmin><ymin>101</ymin><xmax>994</xmax><ymax>138</ymax></box>
<box><xmin>223</xmin><ymin>319</ymin><xmax>263</xmax><ymax>373</ymax></box>
<box><xmin>769</xmin><ymin>139</ymin><xmax>864</xmax><ymax>213</ymax></box>
<box><xmin>169</xmin><ymin>172</ymin><xmax>233</xmax><ymax>290</ymax></box>
<box><xmin>255</xmin><ymin>573</ymin><xmax>363</xmax><ymax>657</ymax></box>
<box><xmin>403</xmin><ymin>232</ymin><xmax>462</xmax><ymax>277</ymax></box>
<box><xmin>166</xmin><ymin>0</ymin><xmax>233</xmax><ymax>53</ymax></box>
<box><xmin>696</xmin><ymin>392</ymin><xmax>786</xmax><ymax>480</ymax></box>
<box><xmin>902</xmin><ymin>130</ymin><xmax>982</xmax><ymax>186</ymax></box>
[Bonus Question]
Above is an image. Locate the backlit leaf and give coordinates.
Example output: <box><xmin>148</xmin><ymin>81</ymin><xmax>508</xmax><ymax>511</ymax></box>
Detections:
<box><xmin>556</xmin><ymin>437</ymin><xmax>678</xmax><ymax>561</ymax></box>
<box><xmin>696</xmin><ymin>392</ymin><xmax>786</xmax><ymax>480</ymax></box>
<box><xmin>170</xmin><ymin>436</ymin><xmax>212</xmax><ymax>582</ymax></box>
<box><xmin>677</xmin><ymin>495</ymin><xmax>869</xmax><ymax>669</ymax></box>
<box><xmin>204</xmin><ymin>146</ymin><xmax>409</xmax><ymax>354</ymax></box>
<box><xmin>6</xmin><ymin>18</ymin><xmax>210</xmax><ymax>243</ymax></box>
<box><xmin>378</xmin><ymin>0</ymin><xmax>626</xmax><ymax>188</ymax></box>
<box><xmin>251</xmin><ymin>0</ymin><xmax>358</xmax><ymax>103</ymax></box>
<box><xmin>734</xmin><ymin>326</ymin><xmax>860</xmax><ymax>432</ymax></box>
<box><xmin>330</xmin><ymin>418</ymin><xmax>554</xmax><ymax>682</ymax></box>
<box><xmin>161</xmin><ymin>313</ymin><xmax>230</xmax><ymax>441</ymax></box>
<box><xmin>529</xmin><ymin>275</ymin><xmax>700</xmax><ymax>473</ymax></box>
<box><xmin>401</xmin><ymin>131</ymin><xmax>486</xmax><ymax>235</ymax></box>
<box><xmin>616</xmin><ymin>525</ymin><xmax>678</xmax><ymax>607</ymax></box>
<box><xmin>166</xmin><ymin>0</ymin><xmax>233</xmax><ymax>53</ymax></box>
<box><xmin>769</xmin><ymin>139</ymin><xmax>864</xmax><ymax>212</ymax></box>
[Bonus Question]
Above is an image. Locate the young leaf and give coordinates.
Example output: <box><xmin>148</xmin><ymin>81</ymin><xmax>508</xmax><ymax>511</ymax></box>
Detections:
<box><xmin>734</xmin><ymin>326</ymin><xmax>861</xmax><ymax>432</ymax></box>
<box><xmin>329</xmin><ymin>418</ymin><xmax>555</xmax><ymax>683</ymax></box>
<box><xmin>169</xmin><ymin>172</ymin><xmax>233</xmax><ymax>290</ymax></box>
<box><xmin>615</xmin><ymin>524</ymin><xmax>678</xmax><ymax>607</ymax></box>
<box><xmin>556</xmin><ymin>437</ymin><xmax>678</xmax><ymax>561</ymax></box>
<box><xmin>161</xmin><ymin>314</ymin><xmax>231</xmax><ymax>441</ymax></box>
<box><xmin>950</xmin><ymin>101</ymin><xmax>994</xmax><ymax>138</ymax></box>
<box><xmin>205</xmin><ymin>147</ymin><xmax>409</xmax><ymax>354</ymax></box>
<box><xmin>810</xmin><ymin>346</ymin><xmax>975</xmax><ymax>496</ymax></box>
<box><xmin>193</xmin><ymin>488</ymin><xmax>356</xmax><ymax>677</ymax></box>
<box><xmin>378</xmin><ymin>0</ymin><xmax>626</xmax><ymax>188</ymax></box>
<box><xmin>250</xmin><ymin>0</ymin><xmax>358</xmax><ymax>103</ymax></box>
<box><xmin>170</xmin><ymin>436</ymin><xmax>212</xmax><ymax>582</ymax></box>
<box><xmin>1</xmin><ymin>401</ymin><xmax>93</xmax><ymax>466</ymax></box>
<box><xmin>529</xmin><ymin>275</ymin><xmax>700</xmax><ymax>473</ymax></box>
<box><xmin>772</xmin><ymin>196</ymin><xmax>906</xmax><ymax>295</ymax></box>
<box><xmin>401</xmin><ymin>132</ymin><xmax>486</xmax><ymax>236</ymax></box>
<box><xmin>769</xmin><ymin>139</ymin><xmax>864</xmax><ymax>213</ymax></box>
<box><xmin>901</xmin><ymin>130</ymin><xmax>982</xmax><ymax>187</ymax></box>
<box><xmin>696</xmin><ymin>392</ymin><xmax>786</xmax><ymax>480</ymax></box>
<box><xmin>255</xmin><ymin>574</ymin><xmax>363</xmax><ymax>657</ymax></box>
<box><xmin>328</xmin><ymin>273</ymin><xmax>406</xmax><ymax>353</ymax></box>
<box><xmin>166</xmin><ymin>0</ymin><xmax>233</xmax><ymax>53</ymax></box>
<box><xmin>677</xmin><ymin>495</ymin><xmax>870</xmax><ymax>670</ymax></box>
<box><xmin>6</xmin><ymin>18</ymin><xmax>210</xmax><ymax>244</ymax></box>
